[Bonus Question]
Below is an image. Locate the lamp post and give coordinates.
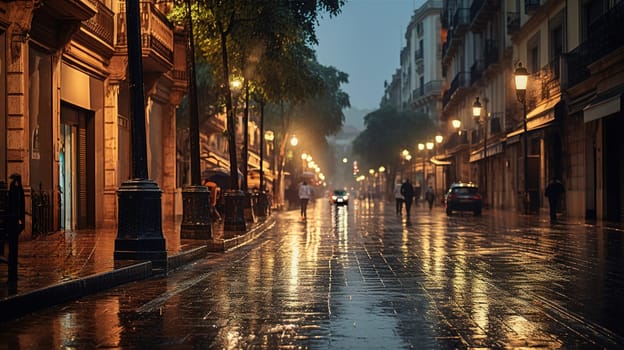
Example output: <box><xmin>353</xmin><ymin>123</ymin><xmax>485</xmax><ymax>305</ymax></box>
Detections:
<box><xmin>452</xmin><ymin>119</ymin><xmax>462</xmax><ymax>132</ymax></box>
<box><xmin>450</xmin><ymin>119</ymin><xmax>462</xmax><ymax>184</ymax></box>
<box><xmin>472</xmin><ymin>96</ymin><xmax>488</xmax><ymax>208</ymax></box>
<box><xmin>418</xmin><ymin>143</ymin><xmax>425</xmax><ymax>201</ymax></box>
<box><xmin>180</xmin><ymin>0</ymin><xmax>212</xmax><ymax>239</ymax></box>
<box><xmin>221</xmin><ymin>77</ymin><xmax>247</xmax><ymax>231</ymax></box>
<box><xmin>435</xmin><ymin>134</ymin><xmax>443</xmax><ymax>201</ymax></box>
<box><xmin>378</xmin><ymin>166</ymin><xmax>386</xmax><ymax>199</ymax></box>
<box><xmin>114</xmin><ymin>0</ymin><xmax>166</xmax><ymax>269</ymax></box>
<box><xmin>255</xmin><ymin>97</ymin><xmax>269</xmax><ymax>217</ymax></box>
<box><xmin>514</xmin><ymin>62</ymin><xmax>530</xmax><ymax>214</ymax></box>
<box><xmin>425</xmin><ymin>142</ymin><xmax>434</xmax><ymax>205</ymax></box>
<box><xmin>264</xmin><ymin>130</ymin><xmax>275</xmax><ymax>207</ymax></box>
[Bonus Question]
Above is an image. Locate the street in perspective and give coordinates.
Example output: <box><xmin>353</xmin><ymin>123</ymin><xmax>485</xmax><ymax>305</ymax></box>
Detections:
<box><xmin>1</xmin><ymin>0</ymin><xmax>624</xmax><ymax>349</ymax></box>
<box><xmin>1</xmin><ymin>198</ymin><xmax>623</xmax><ymax>349</ymax></box>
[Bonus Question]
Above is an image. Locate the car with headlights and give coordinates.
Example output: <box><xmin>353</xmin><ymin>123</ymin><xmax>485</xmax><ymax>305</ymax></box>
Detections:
<box><xmin>445</xmin><ymin>182</ymin><xmax>482</xmax><ymax>216</ymax></box>
<box><xmin>330</xmin><ymin>189</ymin><xmax>349</xmax><ymax>205</ymax></box>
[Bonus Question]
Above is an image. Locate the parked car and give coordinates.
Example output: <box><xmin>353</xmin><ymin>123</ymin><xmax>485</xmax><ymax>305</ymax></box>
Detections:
<box><xmin>330</xmin><ymin>189</ymin><xmax>349</xmax><ymax>206</ymax></box>
<box><xmin>445</xmin><ymin>182</ymin><xmax>482</xmax><ymax>216</ymax></box>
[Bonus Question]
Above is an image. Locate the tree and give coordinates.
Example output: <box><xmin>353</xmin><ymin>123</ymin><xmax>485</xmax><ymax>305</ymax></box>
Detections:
<box><xmin>170</xmin><ymin>0</ymin><xmax>345</xmax><ymax>193</ymax></box>
<box><xmin>352</xmin><ymin>106</ymin><xmax>435</xmax><ymax>194</ymax></box>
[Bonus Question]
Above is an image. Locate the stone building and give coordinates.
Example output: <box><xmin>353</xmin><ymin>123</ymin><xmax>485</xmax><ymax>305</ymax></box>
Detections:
<box><xmin>384</xmin><ymin>0</ymin><xmax>623</xmax><ymax>221</ymax></box>
<box><xmin>0</xmin><ymin>0</ymin><xmax>188</xmax><ymax>236</ymax></box>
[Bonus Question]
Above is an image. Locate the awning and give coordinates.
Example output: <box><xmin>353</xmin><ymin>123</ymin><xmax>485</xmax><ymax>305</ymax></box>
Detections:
<box><xmin>469</xmin><ymin>141</ymin><xmax>504</xmax><ymax>163</ymax></box>
<box><xmin>506</xmin><ymin>98</ymin><xmax>560</xmax><ymax>140</ymax></box>
<box><xmin>525</xmin><ymin>98</ymin><xmax>559</xmax><ymax>121</ymax></box>
<box><xmin>430</xmin><ymin>157</ymin><xmax>452</xmax><ymax>166</ymax></box>
<box><xmin>583</xmin><ymin>87</ymin><xmax>623</xmax><ymax>123</ymax></box>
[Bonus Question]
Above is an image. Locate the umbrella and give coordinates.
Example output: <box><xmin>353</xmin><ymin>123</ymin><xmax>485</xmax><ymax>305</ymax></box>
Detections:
<box><xmin>202</xmin><ymin>167</ymin><xmax>243</xmax><ymax>190</ymax></box>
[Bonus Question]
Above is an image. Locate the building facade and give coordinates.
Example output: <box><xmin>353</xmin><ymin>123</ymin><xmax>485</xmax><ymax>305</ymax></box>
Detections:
<box><xmin>437</xmin><ymin>0</ymin><xmax>624</xmax><ymax>220</ymax></box>
<box><xmin>381</xmin><ymin>0</ymin><xmax>445</xmax><ymax>194</ymax></box>
<box><xmin>0</xmin><ymin>0</ymin><xmax>187</xmax><ymax>236</ymax></box>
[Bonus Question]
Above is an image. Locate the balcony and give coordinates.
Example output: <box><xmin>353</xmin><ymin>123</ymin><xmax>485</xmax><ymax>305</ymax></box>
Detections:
<box><xmin>414</xmin><ymin>49</ymin><xmax>423</xmax><ymax>63</ymax></box>
<box><xmin>442</xmin><ymin>8</ymin><xmax>471</xmax><ymax>64</ymax></box>
<box><xmin>563</xmin><ymin>1</ymin><xmax>624</xmax><ymax>88</ymax></box>
<box><xmin>79</xmin><ymin>0</ymin><xmax>115</xmax><ymax>56</ymax></box>
<box><xmin>116</xmin><ymin>0</ymin><xmax>174</xmax><ymax>73</ymax></box>
<box><xmin>484</xmin><ymin>39</ymin><xmax>499</xmax><ymax>68</ymax></box>
<box><xmin>471</xmin><ymin>0</ymin><xmax>499</xmax><ymax>32</ymax></box>
<box><xmin>470</xmin><ymin>59</ymin><xmax>484</xmax><ymax>86</ymax></box>
<box><xmin>442</xmin><ymin>71</ymin><xmax>470</xmax><ymax>107</ymax></box>
<box><xmin>29</xmin><ymin>0</ymin><xmax>96</xmax><ymax>50</ymax></box>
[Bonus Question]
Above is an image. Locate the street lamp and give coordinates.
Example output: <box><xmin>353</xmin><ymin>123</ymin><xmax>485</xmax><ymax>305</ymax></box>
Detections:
<box><xmin>452</xmin><ymin>119</ymin><xmax>462</xmax><ymax>131</ymax></box>
<box><xmin>472</xmin><ymin>96</ymin><xmax>488</xmax><ymax>208</ymax></box>
<box><xmin>418</xmin><ymin>143</ymin><xmax>425</xmax><ymax>198</ymax></box>
<box><xmin>290</xmin><ymin>135</ymin><xmax>299</xmax><ymax>147</ymax></box>
<box><xmin>425</xmin><ymin>142</ymin><xmax>434</xmax><ymax>188</ymax></box>
<box><xmin>434</xmin><ymin>135</ymin><xmax>443</xmax><ymax>200</ymax></box>
<box><xmin>114</xmin><ymin>0</ymin><xmax>166</xmax><ymax>268</ymax></box>
<box><xmin>180</xmin><ymin>0</ymin><xmax>212</xmax><ymax>239</ymax></box>
<box><xmin>514</xmin><ymin>62</ymin><xmax>530</xmax><ymax>214</ymax></box>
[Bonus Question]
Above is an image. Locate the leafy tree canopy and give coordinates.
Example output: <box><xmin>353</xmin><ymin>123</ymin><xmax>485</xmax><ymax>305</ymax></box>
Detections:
<box><xmin>352</xmin><ymin>106</ymin><xmax>435</xmax><ymax>173</ymax></box>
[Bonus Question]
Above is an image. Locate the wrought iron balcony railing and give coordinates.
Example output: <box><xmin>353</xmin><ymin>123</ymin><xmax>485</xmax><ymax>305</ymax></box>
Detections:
<box><xmin>116</xmin><ymin>0</ymin><xmax>174</xmax><ymax>71</ymax></box>
<box><xmin>82</xmin><ymin>0</ymin><xmax>114</xmax><ymax>47</ymax></box>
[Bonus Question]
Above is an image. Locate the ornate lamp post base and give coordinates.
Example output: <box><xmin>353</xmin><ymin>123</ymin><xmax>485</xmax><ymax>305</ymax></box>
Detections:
<box><xmin>224</xmin><ymin>190</ymin><xmax>246</xmax><ymax>231</ymax></box>
<box><xmin>114</xmin><ymin>179</ymin><xmax>167</xmax><ymax>270</ymax></box>
<box><xmin>180</xmin><ymin>186</ymin><xmax>212</xmax><ymax>240</ymax></box>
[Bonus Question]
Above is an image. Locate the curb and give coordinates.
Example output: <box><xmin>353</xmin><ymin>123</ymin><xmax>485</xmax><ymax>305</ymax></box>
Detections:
<box><xmin>206</xmin><ymin>217</ymin><xmax>275</xmax><ymax>252</ymax></box>
<box><xmin>0</xmin><ymin>261</ymin><xmax>152</xmax><ymax>322</ymax></box>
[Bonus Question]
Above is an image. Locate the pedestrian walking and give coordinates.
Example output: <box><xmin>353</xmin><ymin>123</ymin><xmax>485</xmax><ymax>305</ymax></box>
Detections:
<box><xmin>394</xmin><ymin>182</ymin><xmax>404</xmax><ymax>215</ymax></box>
<box><xmin>425</xmin><ymin>185</ymin><xmax>435</xmax><ymax>210</ymax></box>
<box><xmin>400</xmin><ymin>179</ymin><xmax>415</xmax><ymax>218</ymax></box>
<box><xmin>298</xmin><ymin>181</ymin><xmax>313</xmax><ymax>220</ymax></box>
<box><xmin>7</xmin><ymin>174</ymin><xmax>25</xmax><ymax>282</ymax></box>
<box><xmin>545</xmin><ymin>177</ymin><xmax>565</xmax><ymax>221</ymax></box>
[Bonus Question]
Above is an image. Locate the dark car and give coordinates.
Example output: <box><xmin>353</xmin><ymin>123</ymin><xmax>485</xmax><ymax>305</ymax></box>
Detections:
<box><xmin>445</xmin><ymin>182</ymin><xmax>482</xmax><ymax>216</ymax></box>
<box><xmin>330</xmin><ymin>189</ymin><xmax>349</xmax><ymax>205</ymax></box>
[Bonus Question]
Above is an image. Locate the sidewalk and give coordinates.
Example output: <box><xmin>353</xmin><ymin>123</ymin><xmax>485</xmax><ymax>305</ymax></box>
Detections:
<box><xmin>0</xmin><ymin>215</ymin><xmax>275</xmax><ymax>322</ymax></box>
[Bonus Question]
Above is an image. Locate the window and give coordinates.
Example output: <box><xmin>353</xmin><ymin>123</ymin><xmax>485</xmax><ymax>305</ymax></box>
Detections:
<box><xmin>581</xmin><ymin>0</ymin><xmax>603</xmax><ymax>41</ymax></box>
<box><xmin>527</xmin><ymin>32</ymin><xmax>540</xmax><ymax>72</ymax></box>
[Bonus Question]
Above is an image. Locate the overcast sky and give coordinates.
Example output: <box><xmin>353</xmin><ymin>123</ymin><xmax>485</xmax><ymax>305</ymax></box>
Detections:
<box><xmin>314</xmin><ymin>0</ymin><xmax>420</xmax><ymax>110</ymax></box>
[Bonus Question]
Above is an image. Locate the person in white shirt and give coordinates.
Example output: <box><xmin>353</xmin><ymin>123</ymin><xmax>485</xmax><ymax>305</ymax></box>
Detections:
<box><xmin>298</xmin><ymin>181</ymin><xmax>313</xmax><ymax>220</ymax></box>
<box><xmin>394</xmin><ymin>182</ymin><xmax>404</xmax><ymax>215</ymax></box>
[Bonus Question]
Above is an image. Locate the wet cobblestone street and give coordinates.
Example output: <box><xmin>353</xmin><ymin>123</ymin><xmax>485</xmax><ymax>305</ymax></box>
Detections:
<box><xmin>1</xmin><ymin>199</ymin><xmax>624</xmax><ymax>349</ymax></box>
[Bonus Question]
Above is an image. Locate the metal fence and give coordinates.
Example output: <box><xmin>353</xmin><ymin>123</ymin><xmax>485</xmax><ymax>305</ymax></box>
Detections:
<box><xmin>31</xmin><ymin>183</ymin><xmax>54</xmax><ymax>236</ymax></box>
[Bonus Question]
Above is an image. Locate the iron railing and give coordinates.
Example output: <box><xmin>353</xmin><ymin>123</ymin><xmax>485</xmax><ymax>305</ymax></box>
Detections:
<box><xmin>31</xmin><ymin>183</ymin><xmax>54</xmax><ymax>236</ymax></box>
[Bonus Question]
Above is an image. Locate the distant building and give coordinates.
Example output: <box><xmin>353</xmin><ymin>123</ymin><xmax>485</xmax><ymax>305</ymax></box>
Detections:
<box><xmin>381</xmin><ymin>0</ymin><xmax>443</xmax><ymax>127</ymax></box>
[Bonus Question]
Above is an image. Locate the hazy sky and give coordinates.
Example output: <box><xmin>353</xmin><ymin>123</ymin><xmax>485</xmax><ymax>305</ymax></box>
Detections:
<box><xmin>315</xmin><ymin>0</ymin><xmax>420</xmax><ymax>110</ymax></box>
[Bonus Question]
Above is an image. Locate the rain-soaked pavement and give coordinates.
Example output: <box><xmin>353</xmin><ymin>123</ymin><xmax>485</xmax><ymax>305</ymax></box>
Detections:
<box><xmin>1</xmin><ymin>198</ymin><xmax>624</xmax><ymax>349</ymax></box>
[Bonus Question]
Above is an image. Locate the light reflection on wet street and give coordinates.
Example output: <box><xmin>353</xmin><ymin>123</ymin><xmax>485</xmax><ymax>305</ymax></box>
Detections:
<box><xmin>2</xmin><ymin>198</ymin><xmax>624</xmax><ymax>349</ymax></box>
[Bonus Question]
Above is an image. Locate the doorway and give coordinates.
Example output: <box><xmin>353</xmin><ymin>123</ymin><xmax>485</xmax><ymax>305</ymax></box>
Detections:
<box><xmin>60</xmin><ymin>103</ymin><xmax>95</xmax><ymax>230</ymax></box>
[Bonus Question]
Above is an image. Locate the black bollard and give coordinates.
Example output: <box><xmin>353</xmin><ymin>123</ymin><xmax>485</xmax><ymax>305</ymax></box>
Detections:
<box><xmin>7</xmin><ymin>174</ymin><xmax>25</xmax><ymax>282</ymax></box>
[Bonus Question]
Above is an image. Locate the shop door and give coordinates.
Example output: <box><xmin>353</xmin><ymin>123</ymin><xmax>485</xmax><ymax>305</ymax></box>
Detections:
<box><xmin>60</xmin><ymin>104</ymin><xmax>95</xmax><ymax>229</ymax></box>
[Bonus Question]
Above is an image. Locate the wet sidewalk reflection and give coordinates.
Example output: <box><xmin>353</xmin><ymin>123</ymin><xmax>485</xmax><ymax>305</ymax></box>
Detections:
<box><xmin>1</xmin><ymin>199</ymin><xmax>623</xmax><ymax>349</ymax></box>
